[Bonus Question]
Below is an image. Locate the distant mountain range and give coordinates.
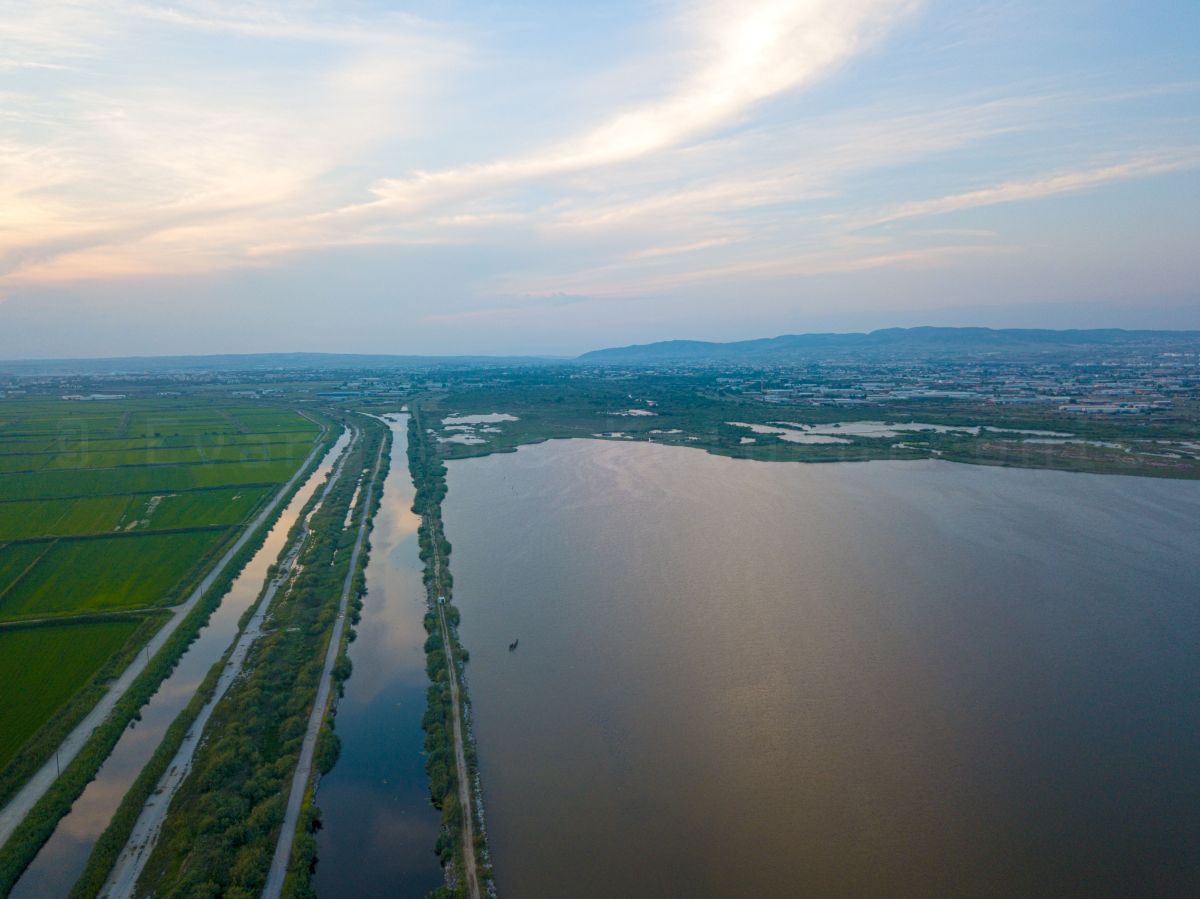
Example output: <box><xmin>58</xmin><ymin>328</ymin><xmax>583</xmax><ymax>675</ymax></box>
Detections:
<box><xmin>576</xmin><ymin>327</ymin><xmax>1200</xmax><ymax>364</ymax></box>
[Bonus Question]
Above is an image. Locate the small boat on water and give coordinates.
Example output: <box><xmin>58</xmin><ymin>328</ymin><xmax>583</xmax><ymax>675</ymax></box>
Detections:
<box><xmin>508</xmin><ymin>639</ymin><xmax>519</xmax><ymax>652</ymax></box>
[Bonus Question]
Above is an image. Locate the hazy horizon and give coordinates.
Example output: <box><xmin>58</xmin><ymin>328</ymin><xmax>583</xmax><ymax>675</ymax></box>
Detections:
<box><xmin>3</xmin><ymin>1</ymin><xmax>1197</xmax><ymax>357</ymax></box>
<box><xmin>3</xmin><ymin>316</ymin><xmax>1200</xmax><ymax>365</ymax></box>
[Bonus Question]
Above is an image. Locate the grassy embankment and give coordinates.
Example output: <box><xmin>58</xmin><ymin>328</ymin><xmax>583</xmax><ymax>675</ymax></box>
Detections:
<box><xmin>0</xmin><ymin>404</ymin><xmax>333</xmax><ymax>896</ymax></box>
<box><xmin>122</xmin><ymin>418</ymin><xmax>387</xmax><ymax>897</ymax></box>
<box><xmin>279</xmin><ymin>421</ymin><xmax>391</xmax><ymax>898</ymax></box>
<box><xmin>408</xmin><ymin>408</ymin><xmax>494</xmax><ymax>898</ymax></box>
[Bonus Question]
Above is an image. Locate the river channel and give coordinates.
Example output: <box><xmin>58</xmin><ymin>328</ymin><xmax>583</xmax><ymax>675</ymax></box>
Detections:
<box><xmin>11</xmin><ymin>430</ymin><xmax>350</xmax><ymax>897</ymax></box>
<box><xmin>443</xmin><ymin>438</ymin><xmax>1200</xmax><ymax>897</ymax></box>
<box><xmin>313</xmin><ymin>415</ymin><xmax>443</xmax><ymax>897</ymax></box>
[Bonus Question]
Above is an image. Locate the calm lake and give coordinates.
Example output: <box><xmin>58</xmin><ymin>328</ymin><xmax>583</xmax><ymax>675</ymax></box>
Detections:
<box><xmin>443</xmin><ymin>439</ymin><xmax>1200</xmax><ymax>898</ymax></box>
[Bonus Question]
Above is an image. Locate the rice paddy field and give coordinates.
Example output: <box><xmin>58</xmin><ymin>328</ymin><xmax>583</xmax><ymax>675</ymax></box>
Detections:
<box><xmin>0</xmin><ymin>619</ymin><xmax>144</xmax><ymax>771</ymax></box>
<box><xmin>0</xmin><ymin>395</ymin><xmax>320</xmax><ymax>789</ymax></box>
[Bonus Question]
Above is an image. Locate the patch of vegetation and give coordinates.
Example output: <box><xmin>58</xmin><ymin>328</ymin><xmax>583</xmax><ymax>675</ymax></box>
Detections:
<box><xmin>1</xmin><ymin>458</ymin><xmax>304</xmax><ymax>501</ymax></box>
<box><xmin>408</xmin><ymin>408</ymin><xmax>494</xmax><ymax>898</ymax></box>
<box><xmin>0</xmin><ymin>613</ymin><xmax>167</xmax><ymax>810</ymax></box>
<box><xmin>0</xmin><ymin>485</ymin><xmax>275</xmax><ymax>540</ymax></box>
<box><xmin>0</xmin><ymin>528</ymin><xmax>235</xmax><ymax>620</ymax></box>
<box><xmin>284</xmin><ymin>433</ymin><xmax>390</xmax><ymax>899</ymax></box>
<box><xmin>0</xmin><ymin>617</ymin><xmax>147</xmax><ymax>770</ymax></box>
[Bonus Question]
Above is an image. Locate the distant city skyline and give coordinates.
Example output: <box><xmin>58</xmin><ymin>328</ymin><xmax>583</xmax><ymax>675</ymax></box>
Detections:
<box><xmin>2</xmin><ymin>0</ymin><xmax>1197</xmax><ymax>358</ymax></box>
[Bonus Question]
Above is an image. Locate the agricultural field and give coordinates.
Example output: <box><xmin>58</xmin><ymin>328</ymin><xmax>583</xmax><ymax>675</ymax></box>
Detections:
<box><xmin>0</xmin><ymin>485</ymin><xmax>273</xmax><ymax>540</ymax></box>
<box><xmin>0</xmin><ymin>395</ymin><xmax>320</xmax><ymax>792</ymax></box>
<box><xmin>0</xmin><ymin>529</ymin><xmax>231</xmax><ymax>620</ymax></box>
<box><xmin>0</xmin><ymin>458</ymin><xmax>305</xmax><ymax>501</ymax></box>
<box><xmin>0</xmin><ymin>619</ymin><xmax>145</xmax><ymax>770</ymax></box>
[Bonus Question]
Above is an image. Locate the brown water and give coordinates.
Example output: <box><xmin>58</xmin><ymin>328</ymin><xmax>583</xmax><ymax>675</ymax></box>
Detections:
<box><xmin>443</xmin><ymin>439</ymin><xmax>1200</xmax><ymax>898</ymax></box>
<box><xmin>313</xmin><ymin>416</ymin><xmax>444</xmax><ymax>897</ymax></box>
<box><xmin>10</xmin><ymin>431</ymin><xmax>350</xmax><ymax>898</ymax></box>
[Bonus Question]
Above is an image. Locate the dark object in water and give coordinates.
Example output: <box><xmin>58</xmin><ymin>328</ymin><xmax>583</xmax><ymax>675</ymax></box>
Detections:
<box><xmin>508</xmin><ymin>639</ymin><xmax>519</xmax><ymax>652</ymax></box>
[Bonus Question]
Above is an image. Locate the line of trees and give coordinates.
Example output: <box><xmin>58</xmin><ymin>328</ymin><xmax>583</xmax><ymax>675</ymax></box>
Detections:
<box><xmin>285</xmin><ymin>422</ymin><xmax>392</xmax><ymax>898</ymax></box>
<box><xmin>407</xmin><ymin>410</ymin><xmax>493</xmax><ymax>898</ymax></box>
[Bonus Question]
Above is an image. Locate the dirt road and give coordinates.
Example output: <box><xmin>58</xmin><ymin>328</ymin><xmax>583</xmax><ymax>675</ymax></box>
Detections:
<box><xmin>436</xmin><ymin>587</ymin><xmax>482</xmax><ymax>899</ymax></box>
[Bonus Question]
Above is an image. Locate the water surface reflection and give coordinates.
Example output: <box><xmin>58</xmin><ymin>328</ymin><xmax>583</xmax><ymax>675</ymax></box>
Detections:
<box><xmin>314</xmin><ymin>415</ymin><xmax>443</xmax><ymax>898</ymax></box>
<box><xmin>444</xmin><ymin>440</ymin><xmax>1200</xmax><ymax>898</ymax></box>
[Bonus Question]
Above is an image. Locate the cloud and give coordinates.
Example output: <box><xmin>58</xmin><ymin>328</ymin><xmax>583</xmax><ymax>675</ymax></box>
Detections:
<box><xmin>863</xmin><ymin>154</ymin><xmax>1200</xmax><ymax>227</ymax></box>
<box><xmin>0</xmin><ymin>0</ymin><xmax>462</xmax><ymax>287</ymax></box>
<box><xmin>338</xmin><ymin>0</ymin><xmax>920</xmax><ymax>217</ymax></box>
<box><xmin>114</xmin><ymin>0</ymin><xmax>436</xmax><ymax>46</ymax></box>
<box><xmin>1</xmin><ymin>0</ymin><xmax>1195</xmax><ymax>334</ymax></box>
<box><xmin>495</xmin><ymin>237</ymin><xmax>1013</xmax><ymax>299</ymax></box>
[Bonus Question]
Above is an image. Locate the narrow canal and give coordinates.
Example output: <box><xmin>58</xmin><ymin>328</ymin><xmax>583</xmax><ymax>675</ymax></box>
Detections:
<box><xmin>313</xmin><ymin>414</ymin><xmax>443</xmax><ymax>897</ymax></box>
<box><xmin>11</xmin><ymin>429</ymin><xmax>351</xmax><ymax>898</ymax></box>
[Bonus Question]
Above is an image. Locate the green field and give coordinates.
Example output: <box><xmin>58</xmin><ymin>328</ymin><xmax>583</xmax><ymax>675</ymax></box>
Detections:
<box><xmin>0</xmin><ymin>395</ymin><xmax>322</xmax><ymax>795</ymax></box>
<box><xmin>0</xmin><ymin>442</ymin><xmax>309</xmax><ymax>473</ymax></box>
<box><xmin>0</xmin><ymin>529</ymin><xmax>232</xmax><ymax>620</ymax></box>
<box><xmin>0</xmin><ymin>619</ymin><xmax>143</xmax><ymax>769</ymax></box>
<box><xmin>0</xmin><ymin>542</ymin><xmax>53</xmax><ymax>590</ymax></box>
<box><xmin>0</xmin><ymin>495</ymin><xmax>138</xmax><ymax>540</ymax></box>
<box><xmin>135</xmin><ymin>485</ymin><xmax>273</xmax><ymax>530</ymax></box>
<box><xmin>0</xmin><ymin>458</ymin><xmax>303</xmax><ymax>501</ymax></box>
<box><xmin>0</xmin><ymin>488</ymin><xmax>270</xmax><ymax>540</ymax></box>
<box><xmin>0</xmin><ymin>432</ymin><xmax>314</xmax><ymax>456</ymax></box>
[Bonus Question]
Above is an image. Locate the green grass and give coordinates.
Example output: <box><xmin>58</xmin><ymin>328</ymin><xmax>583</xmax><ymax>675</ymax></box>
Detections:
<box><xmin>139</xmin><ymin>485</ymin><xmax>273</xmax><ymax>529</ymax></box>
<box><xmin>0</xmin><ymin>458</ymin><xmax>301</xmax><ymax>500</ymax></box>
<box><xmin>0</xmin><ymin>496</ymin><xmax>136</xmax><ymax>539</ymax></box>
<box><xmin>0</xmin><ymin>486</ymin><xmax>273</xmax><ymax>540</ymax></box>
<box><xmin>7</xmin><ymin>432</ymin><xmax>315</xmax><ymax>456</ymax></box>
<box><xmin>0</xmin><ymin>619</ymin><xmax>143</xmax><ymax>769</ymax></box>
<box><xmin>0</xmin><ymin>454</ymin><xmax>49</xmax><ymax>473</ymax></box>
<box><xmin>24</xmin><ymin>442</ymin><xmax>310</xmax><ymax>471</ymax></box>
<box><xmin>0</xmin><ymin>541</ymin><xmax>54</xmax><ymax>591</ymax></box>
<box><xmin>0</xmin><ymin>529</ymin><xmax>233</xmax><ymax>620</ymax></box>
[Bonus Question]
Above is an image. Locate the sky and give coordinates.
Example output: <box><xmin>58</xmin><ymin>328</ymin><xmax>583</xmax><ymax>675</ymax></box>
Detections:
<box><xmin>1</xmin><ymin>0</ymin><xmax>1197</xmax><ymax>358</ymax></box>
